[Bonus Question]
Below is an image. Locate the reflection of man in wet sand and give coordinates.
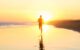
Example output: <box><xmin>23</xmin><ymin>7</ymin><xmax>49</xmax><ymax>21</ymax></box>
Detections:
<box><xmin>38</xmin><ymin>15</ymin><xmax>43</xmax><ymax>30</ymax></box>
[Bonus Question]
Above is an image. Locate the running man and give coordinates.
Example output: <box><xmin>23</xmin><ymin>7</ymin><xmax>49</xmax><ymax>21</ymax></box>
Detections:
<box><xmin>38</xmin><ymin>15</ymin><xmax>44</xmax><ymax>30</ymax></box>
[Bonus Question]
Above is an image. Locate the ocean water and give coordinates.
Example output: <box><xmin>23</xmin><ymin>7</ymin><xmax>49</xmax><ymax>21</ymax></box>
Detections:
<box><xmin>0</xmin><ymin>25</ymin><xmax>80</xmax><ymax>50</ymax></box>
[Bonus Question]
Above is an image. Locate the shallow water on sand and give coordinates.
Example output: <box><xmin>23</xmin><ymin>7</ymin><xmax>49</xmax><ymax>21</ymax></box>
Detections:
<box><xmin>0</xmin><ymin>25</ymin><xmax>80</xmax><ymax>50</ymax></box>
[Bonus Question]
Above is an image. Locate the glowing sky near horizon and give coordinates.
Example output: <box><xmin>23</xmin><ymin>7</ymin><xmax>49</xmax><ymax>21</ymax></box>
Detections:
<box><xmin>0</xmin><ymin>0</ymin><xmax>80</xmax><ymax>22</ymax></box>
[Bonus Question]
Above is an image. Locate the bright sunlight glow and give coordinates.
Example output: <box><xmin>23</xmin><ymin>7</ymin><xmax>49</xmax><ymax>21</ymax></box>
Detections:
<box><xmin>37</xmin><ymin>10</ymin><xmax>53</xmax><ymax>23</ymax></box>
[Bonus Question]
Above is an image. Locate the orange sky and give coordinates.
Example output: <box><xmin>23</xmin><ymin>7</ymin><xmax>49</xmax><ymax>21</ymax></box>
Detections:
<box><xmin>0</xmin><ymin>0</ymin><xmax>80</xmax><ymax>22</ymax></box>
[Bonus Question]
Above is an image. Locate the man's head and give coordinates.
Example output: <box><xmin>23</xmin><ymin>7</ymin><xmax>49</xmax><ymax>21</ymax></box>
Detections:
<box><xmin>40</xmin><ymin>15</ymin><xmax>42</xmax><ymax>18</ymax></box>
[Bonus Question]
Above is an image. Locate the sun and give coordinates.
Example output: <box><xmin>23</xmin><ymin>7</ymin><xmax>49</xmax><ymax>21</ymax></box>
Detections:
<box><xmin>37</xmin><ymin>10</ymin><xmax>53</xmax><ymax>23</ymax></box>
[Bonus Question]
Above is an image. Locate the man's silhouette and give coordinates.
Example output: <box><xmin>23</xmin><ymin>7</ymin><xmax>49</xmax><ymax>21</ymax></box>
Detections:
<box><xmin>38</xmin><ymin>15</ymin><xmax>43</xmax><ymax>30</ymax></box>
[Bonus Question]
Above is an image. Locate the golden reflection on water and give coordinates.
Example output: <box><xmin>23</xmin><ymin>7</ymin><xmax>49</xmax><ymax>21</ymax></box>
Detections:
<box><xmin>42</xmin><ymin>24</ymin><xmax>49</xmax><ymax>33</ymax></box>
<box><xmin>38</xmin><ymin>24</ymin><xmax>80</xmax><ymax>50</ymax></box>
<box><xmin>42</xmin><ymin>24</ymin><xmax>55</xmax><ymax>33</ymax></box>
<box><xmin>0</xmin><ymin>25</ymin><xmax>80</xmax><ymax>50</ymax></box>
<box><xmin>42</xmin><ymin>24</ymin><xmax>57</xmax><ymax>41</ymax></box>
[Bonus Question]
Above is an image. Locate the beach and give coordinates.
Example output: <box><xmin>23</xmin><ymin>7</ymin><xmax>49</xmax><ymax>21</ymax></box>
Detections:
<box><xmin>0</xmin><ymin>25</ymin><xmax>79</xmax><ymax>50</ymax></box>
